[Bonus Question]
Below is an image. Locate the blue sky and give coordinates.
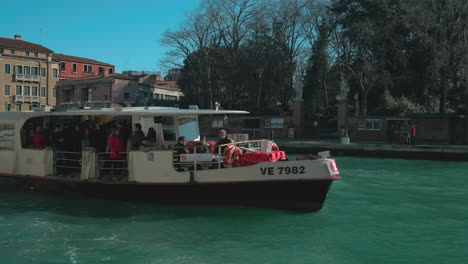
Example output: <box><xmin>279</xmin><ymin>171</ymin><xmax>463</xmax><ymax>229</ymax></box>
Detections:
<box><xmin>0</xmin><ymin>0</ymin><xmax>200</xmax><ymax>74</ymax></box>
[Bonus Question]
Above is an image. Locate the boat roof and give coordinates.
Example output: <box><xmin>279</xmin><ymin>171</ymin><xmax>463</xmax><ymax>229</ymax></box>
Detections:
<box><xmin>0</xmin><ymin>107</ymin><xmax>249</xmax><ymax>120</ymax></box>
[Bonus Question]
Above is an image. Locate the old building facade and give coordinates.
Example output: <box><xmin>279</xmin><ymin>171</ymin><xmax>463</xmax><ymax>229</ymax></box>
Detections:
<box><xmin>56</xmin><ymin>74</ymin><xmax>155</xmax><ymax>110</ymax></box>
<box><xmin>153</xmin><ymin>81</ymin><xmax>183</xmax><ymax>101</ymax></box>
<box><xmin>54</xmin><ymin>53</ymin><xmax>114</xmax><ymax>80</ymax></box>
<box><xmin>0</xmin><ymin>35</ymin><xmax>59</xmax><ymax>111</ymax></box>
<box><xmin>56</xmin><ymin>73</ymin><xmax>184</xmax><ymax>111</ymax></box>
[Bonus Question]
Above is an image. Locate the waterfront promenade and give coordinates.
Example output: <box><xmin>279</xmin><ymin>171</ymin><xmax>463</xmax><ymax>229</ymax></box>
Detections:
<box><xmin>277</xmin><ymin>139</ymin><xmax>468</xmax><ymax>161</ymax></box>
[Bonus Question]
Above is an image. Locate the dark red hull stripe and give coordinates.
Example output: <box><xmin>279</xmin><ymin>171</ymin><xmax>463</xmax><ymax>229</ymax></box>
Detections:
<box><xmin>0</xmin><ymin>174</ymin><xmax>338</xmax><ymax>212</ymax></box>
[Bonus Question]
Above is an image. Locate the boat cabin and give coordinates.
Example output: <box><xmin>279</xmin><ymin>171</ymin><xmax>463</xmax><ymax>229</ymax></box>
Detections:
<box><xmin>0</xmin><ymin>107</ymin><xmax>254</xmax><ymax>183</ymax></box>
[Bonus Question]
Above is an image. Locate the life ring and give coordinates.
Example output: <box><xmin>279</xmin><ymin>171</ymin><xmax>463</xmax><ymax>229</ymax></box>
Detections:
<box><xmin>223</xmin><ymin>145</ymin><xmax>243</xmax><ymax>167</ymax></box>
<box><xmin>271</xmin><ymin>143</ymin><xmax>280</xmax><ymax>151</ymax></box>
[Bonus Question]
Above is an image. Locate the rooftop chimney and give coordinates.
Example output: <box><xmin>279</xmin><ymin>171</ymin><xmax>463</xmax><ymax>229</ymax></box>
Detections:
<box><xmin>14</xmin><ymin>34</ymin><xmax>21</xmax><ymax>40</ymax></box>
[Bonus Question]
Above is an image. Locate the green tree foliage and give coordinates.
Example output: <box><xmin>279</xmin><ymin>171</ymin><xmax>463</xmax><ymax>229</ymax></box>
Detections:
<box><xmin>303</xmin><ymin>23</ymin><xmax>329</xmax><ymax>116</ymax></box>
<box><xmin>381</xmin><ymin>89</ymin><xmax>426</xmax><ymax>115</ymax></box>
<box><xmin>163</xmin><ymin>0</ymin><xmax>468</xmax><ymax>116</ymax></box>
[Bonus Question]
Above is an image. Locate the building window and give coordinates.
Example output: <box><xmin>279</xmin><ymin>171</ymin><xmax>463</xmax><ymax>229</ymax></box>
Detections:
<box><xmin>84</xmin><ymin>65</ymin><xmax>93</xmax><ymax>73</ymax></box>
<box><xmin>0</xmin><ymin>48</ymin><xmax>4</xmax><ymax>54</ymax></box>
<box><xmin>87</xmin><ymin>88</ymin><xmax>93</xmax><ymax>102</ymax></box>
<box><xmin>23</xmin><ymin>86</ymin><xmax>31</xmax><ymax>96</ymax></box>
<box><xmin>16</xmin><ymin>85</ymin><xmax>22</xmax><ymax>95</ymax></box>
<box><xmin>72</xmin><ymin>63</ymin><xmax>77</xmax><ymax>73</ymax></box>
<box><xmin>104</xmin><ymin>95</ymin><xmax>108</xmax><ymax>101</ymax></box>
<box><xmin>53</xmin><ymin>69</ymin><xmax>58</xmax><ymax>78</ymax></box>
<box><xmin>24</xmin><ymin>66</ymin><xmax>31</xmax><ymax>75</ymax></box>
<box><xmin>53</xmin><ymin>87</ymin><xmax>56</xmax><ymax>97</ymax></box>
<box><xmin>60</xmin><ymin>62</ymin><xmax>66</xmax><ymax>72</ymax></box>
<box><xmin>109</xmin><ymin>68</ymin><xmax>113</xmax><ymax>74</ymax></box>
<box><xmin>25</xmin><ymin>51</ymin><xmax>30</xmax><ymax>56</ymax></box>
<box><xmin>34</xmin><ymin>52</ymin><xmax>38</xmax><ymax>57</ymax></box>
<box><xmin>4</xmin><ymin>85</ymin><xmax>11</xmax><ymax>96</ymax></box>
<box><xmin>40</xmin><ymin>68</ymin><xmax>46</xmax><ymax>77</ymax></box>
<box><xmin>4</xmin><ymin>103</ymin><xmax>11</xmax><ymax>112</ymax></box>
<box><xmin>99</xmin><ymin>67</ymin><xmax>103</xmax><ymax>74</ymax></box>
<box><xmin>4</xmin><ymin>64</ymin><xmax>11</xmax><ymax>74</ymax></box>
<box><xmin>15</xmin><ymin>104</ymin><xmax>21</xmax><ymax>112</ymax></box>
<box><xmin>16</xmin><ymin>65</ymin><xmax>23</xmax><ymax>74</ymax></box>
<box><xmin>32</xmin><ymin>86</ymin><xmax>38</xmax><ymax>96</ymax></box>
<box><xmin>154</xmin><ymin>93</ymin><xmax>160</xmax><ymax>99</ymax></box>
<box><xmin>40</xmin><ymin>87</ymin><xmax>46</xmax><ymax>97</ymax></box>
<box><xmin>124</xmin><ymin>93</ymin><xmax>129</xmax><ymax>100</ymax></box>
<box><xmin>359</xmin><ymin>119</ymin><xmax>382</xmax><ymax>130</ymax></box>
<box><xmin>10</xmin><ymin>49</ymin><xmax>15</xmax><ymax>55</ymax></box>
<box><xmin>165</xmin><ymin>95</ymin><xmax>178</xmax><ymax>101</ymax></box>
<box><xmin>31</xmin><ymin>67</ymin><xmax>38</xmax><ymax>76</ymax></box>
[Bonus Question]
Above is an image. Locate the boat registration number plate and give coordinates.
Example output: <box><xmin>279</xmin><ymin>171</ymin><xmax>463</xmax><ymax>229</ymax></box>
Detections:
<box><xmin>260</xmin><ymin>166</ymin><xmax>305</xmax><ymax>175</ymax></box>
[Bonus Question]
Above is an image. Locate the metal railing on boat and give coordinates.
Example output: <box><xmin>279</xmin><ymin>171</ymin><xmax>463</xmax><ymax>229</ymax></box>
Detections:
<box><xmin>172</xmin><ymin>140</ymin><xmax>265</xmax><ymax>170</ymax></box>
<box><xmin>54</xmin><ymin>151</ymin><xmax>82</xmax><ymax>175</ymax></box>
<box><xmin>96</xmin><ymin>152</ymin><xmax>129</xmax><ymax>177</ymax></box>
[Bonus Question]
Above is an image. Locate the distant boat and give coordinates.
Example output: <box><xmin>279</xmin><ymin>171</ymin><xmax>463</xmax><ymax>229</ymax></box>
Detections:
<box><xmin>0</xmin><ymin>107</ymin><xmax>340</xmax><ymax>212</ymax></box>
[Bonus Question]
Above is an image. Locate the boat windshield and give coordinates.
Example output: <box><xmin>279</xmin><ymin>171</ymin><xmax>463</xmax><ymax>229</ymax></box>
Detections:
<box><xmin>178</xmin><ymin>116</ymin><xmax>199</xmax><ymax>141</ymax></box>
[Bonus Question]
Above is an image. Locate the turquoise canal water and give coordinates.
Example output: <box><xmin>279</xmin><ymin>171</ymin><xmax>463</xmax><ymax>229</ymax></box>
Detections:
<box><xmin>1</xmin><ymin>157</ymin><xmax>468</xmax><ymax>264</ymax></box>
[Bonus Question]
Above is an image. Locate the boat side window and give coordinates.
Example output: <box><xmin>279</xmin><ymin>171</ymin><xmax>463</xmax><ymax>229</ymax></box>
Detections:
<box><xmin>178</xmin><ymin>116</ymin><xmax>199</xmax><ymax>141</ymax></box>
<box><xmin>21</xmin><ymin>117</ymin><xmax>47</xmax><ymax>149</ymax></box>
<box><xmin>154</xmin><ymin>116</ymin><xmax>176</xmax><ymax>142</ymax></box>
<box><xmin>0</xmin><ymin>122</ymin><xmax>15</xmax><ymax>150</ymax></box>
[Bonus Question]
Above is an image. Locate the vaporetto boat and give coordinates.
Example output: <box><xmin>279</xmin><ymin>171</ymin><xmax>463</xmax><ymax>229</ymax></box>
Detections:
<box><xmin>0</xmin><ymin>107</ymin><xmax>340</xmax><ymax>212</ymax></box>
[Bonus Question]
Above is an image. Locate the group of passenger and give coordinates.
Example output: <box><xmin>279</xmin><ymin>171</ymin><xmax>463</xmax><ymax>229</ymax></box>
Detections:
<box><xmin>173</xmin><ymin>129</ymin><xmax>235</xmax><ymax>171</ymax></box>
<box><xmin>24</xmin><ymin>120</ymin><xmax>155</xmax><ymax>153</ymax></box>
<box><xmin>23</xmin><ymin>120</ymin><xmax>159</xmax><ymax>177</ymax></box>
<box><xmin>24</xmin><ymin>119</ymin><xmax>235</xmax><ymax>173</ymax></box>
<box><xmin>173</xmin><ymin>129</ymin><xmax>233</xmax><ymax>155</ymax></box>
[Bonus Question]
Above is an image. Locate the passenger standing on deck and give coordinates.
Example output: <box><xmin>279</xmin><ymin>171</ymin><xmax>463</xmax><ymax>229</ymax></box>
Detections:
<box><xmin>51</xmin><ymin>126</ymin><xmax>64</xmax><ymax>149</ymax></box>
<box><xmin>410</xmin><ymin>124</ymin><xmax>417</xmax><ymax>145</ymax></box>
<box><xmin>22</xmin><ymin>122</ymin><xmax>35</xmax><ymax>148</ymax></box>
<box><xmin>146</xmin><ymin>127</ymin><xmax>156</xmax><ymax>142</ymax></box>
<box><xmin>119</xmin><ymin>121</ymin><xmax>132</xmax><ymax>151</ymax></box>
<box><xmin>33</xmin><ymin>127</ymin><xmax>47</xmax><ymax>149</ymax></box>
<box><xmin>130</xmin><ymin>123</ymin><xmax>145</xmax><ymax>150</ymax></box>
<box><xmin>81</xmin><ymin>127</ymin><xmax>92</xmax><ymax>149</ymax></box>
<box><xmin>215</xmin><ymin>129</ymin><xmax>233</xmax><ymax>154</ymax></box>
<box><xmin>91</xmin><ymin>123</ymin><xmax>107</xmax><ymax>153</ymax></box>
<box><xmin>108</xmin><ymin>128</ymin><xmax>125</xmax><ymax>176</ymax></box>
<box><xmin>70</xmin><ymin>124</ymin><xmax>81</xmax><ymax>152</ymax></box>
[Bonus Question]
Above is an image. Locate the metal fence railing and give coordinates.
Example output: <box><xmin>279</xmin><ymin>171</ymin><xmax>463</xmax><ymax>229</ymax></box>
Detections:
<box><xmin>54</xmin><ymin>151</ymin><xmax>82</xmax><ymax>175</ymax></box>
<box><xmin>96</xmin><ymin>152</ymin><xmax>128</xmax><ymax>177</ymax></box>
<box><xmin>172</xmin><ymin>140</ymin><xmax>266</xmax><ymax>171</ymax></box>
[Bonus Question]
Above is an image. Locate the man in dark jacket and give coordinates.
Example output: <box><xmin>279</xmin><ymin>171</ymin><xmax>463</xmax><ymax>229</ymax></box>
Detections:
<box><xmin>130</xmin><ymin>123</ymin><xmax>145</xmax><ymax>150</ymax></box>
<box><xmin>215</xmin><ymin>129</ymin><xmax>233</xmax><ymax>154</ymax></box>
<box><xmin>173</xmin><ymin>136</ymin><xmax>189</xmax><ymax>171</ymax></box>
<box><xmin>174</xmin><ymin>136</ymin><xmax>188</xmax><ymax>154</ymax></box>
<box><xmin>196</xmin><ymin>136</ymin><xmax>211</xmax><ymax>153</ymax></box>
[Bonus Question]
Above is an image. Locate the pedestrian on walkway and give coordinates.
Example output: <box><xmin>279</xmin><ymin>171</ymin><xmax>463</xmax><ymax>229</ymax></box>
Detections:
<box><xmin>410</xmin><ymin>124</ymin><xmax>417</xmax><ymax>145</ymax></box>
